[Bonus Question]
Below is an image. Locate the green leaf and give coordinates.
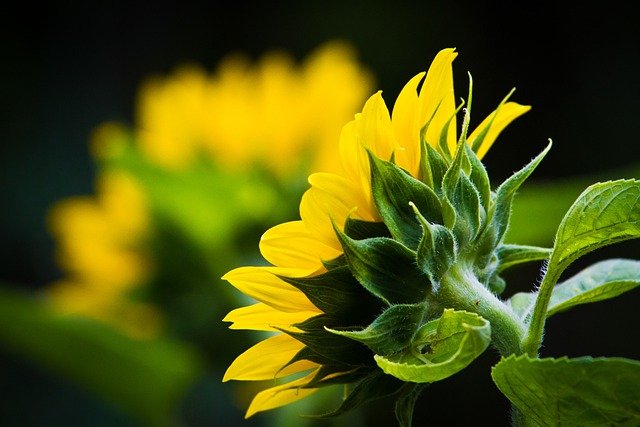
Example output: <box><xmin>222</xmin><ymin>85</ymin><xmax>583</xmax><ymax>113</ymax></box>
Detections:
<box><xmin>335</xmin><ymin>229</ymin><xmax>428</xmax><ymax>305</ymax></box>
<box><xmin>496</xmin><ymin>244</ymin><xmax>551</xmax><ymax>272</ymax></box>
<box><xmin>368</xmin><ymin>152</ymin><xmax>443</xmax><ymax>249</ymax></box>
<box><xmin>0</xmin><ymin>285</ymin><xmax>202</xmax><ymax>426</ymax></box>
<box><xmin>524</xmin><ymin>179</ymin><xmax>640</xmax><ymax>356</ymax></box>
<box><xmin>327</xmin><ymin>303</ymin><xmax>426</xmax><ymax>355</ymax></box>
<box><xmin>491</xmin><ymin>355</ymin><xmax>640</xmax><ymax>426</ymax></box>
<box><xmin>374</xmin><ymin>309</ymin><xmax>491</xmax><ymax>383</ymax></box>
<box><xmin>508</xmin><ymin>259</ymin><xmax>640</xmax><ymax>321</ymax></box>
<box><xmin>547</xmin><ymin>258</ymin><xmax>640</xmax><ymax>316</ymax></box>
<box><xmin>550</xmin><ymin>179</ymin><xmax>640</xmax><ymax>272</ymax></box>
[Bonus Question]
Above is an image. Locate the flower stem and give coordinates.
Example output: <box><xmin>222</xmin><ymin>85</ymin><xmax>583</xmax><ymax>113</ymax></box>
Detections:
<box><xmin>439</xmin><ymin>266</ymin><xmax>526</xmax><ymax>356</ymax></box>
<box><xmin>521</xmin><ymin>263</ymin><xmax>563</xmax><ymax>356</ymax></box>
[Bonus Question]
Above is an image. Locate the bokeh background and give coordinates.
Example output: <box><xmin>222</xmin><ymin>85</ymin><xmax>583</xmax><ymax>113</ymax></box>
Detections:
<box><xmin>1</xmin><ymin>1</ymin><xmax>639</xmax><ymax>426</ymax></box>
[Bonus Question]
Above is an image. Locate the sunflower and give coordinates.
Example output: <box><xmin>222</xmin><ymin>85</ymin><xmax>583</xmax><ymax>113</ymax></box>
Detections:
<box><xmin>222</xmin><ymin>47</ymin><xmax>532</xmax><ymax>420</ymax></box>
<box><xmin>47</xmin><ymin>41</ymin><xmax>373</xmax><ymax>338</ymax></box>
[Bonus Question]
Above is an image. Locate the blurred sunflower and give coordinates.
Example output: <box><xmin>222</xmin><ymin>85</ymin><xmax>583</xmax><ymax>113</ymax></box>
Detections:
<box><xmin>46</xmin><ymin>40</ymin><xmax>373</xmax><ymax>341</ymax></box>
<box><xmin>222</xmin><ymin>48</ymin><xmax>531</xmax><ymax>418</ymax></box>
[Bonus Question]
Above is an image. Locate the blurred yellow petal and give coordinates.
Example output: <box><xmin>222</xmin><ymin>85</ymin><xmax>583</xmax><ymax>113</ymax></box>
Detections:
<box><xmin>245</xmin><ymin>369</ymin><xmax>320</xmax><ymax>418</ymax></box>
<box><xmin>392</xmin><ymin>72</ymin><xmax>426</xmax><ymax>176</ymax></box>
<box><xmin>222</xmin><ymin>267</ymin><xmax>318</xmax><ymax>313</ymax></box>
<box><xmin>223</xmin><ymin>333</ymin><xmax>318</xmax><ymax>382</ymax></box>
<box><xmin>223</xmin><ymin>303</ymin><xmax>319</xmax><ymax>331</ymax></box>
<box><xmin>468</xmin><ymin>102</ymin><xmax>531</xmax><ymax>159</ymax></box>
<box><xmin>419</xmin><ymin>48</ymin><xmax>458</xmax><ymax>154</ymax></box>
<box><xmin>259</xmin><ymin>221</ymin><xmax>341</xmax><ymax>271</ymax></box>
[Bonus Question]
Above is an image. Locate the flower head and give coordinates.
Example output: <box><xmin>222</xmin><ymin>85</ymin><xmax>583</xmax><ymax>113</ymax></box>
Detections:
<box><xmin>223</xmin><ymin>48</ymin><xmax>534</xmax><ymax>420</ymax></box>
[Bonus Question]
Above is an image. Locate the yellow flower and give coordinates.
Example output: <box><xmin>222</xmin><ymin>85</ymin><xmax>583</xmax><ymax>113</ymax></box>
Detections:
<box><xmin>222</xmin><ymin>48</ymin><xmax>530</xmax><ymax>417</ymax></box>
<box><xmin>47</xmin><ymin>41</ymin><xmax>373</xmax><ymax>338</ymax></box>
<box><xmin>136</xmin><ymin>40</ymin><xmax>373</xmax><ymax>175</ymax></box>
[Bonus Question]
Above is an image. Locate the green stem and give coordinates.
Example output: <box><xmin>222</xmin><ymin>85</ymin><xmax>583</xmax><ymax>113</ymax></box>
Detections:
<box><xmin>521</xmin><ymin>263</ymin><xmax>563</xmax><ymax>356</ymax></box>
<box><xmin>439</xmin><ymin>266</ymin><xmax>526</xmax><ymax>356</ymax></box>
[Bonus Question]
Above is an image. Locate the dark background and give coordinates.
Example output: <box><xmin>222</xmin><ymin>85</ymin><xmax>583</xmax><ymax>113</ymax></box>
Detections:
<box><xmin>1</xmin><ymin>1</ymin><xmax>638</xmax><ymax>426</ymax></box>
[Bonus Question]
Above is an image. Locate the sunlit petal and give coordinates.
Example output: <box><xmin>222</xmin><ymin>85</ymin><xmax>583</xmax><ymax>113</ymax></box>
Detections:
<box><xmin>419</xmin><ymin>48</ymin><xmax>458</xmax><ymax>154</ymax></box>
<box><xmin>223</xmin><ymin>303</ymin><xmax>320</xmax><ymax>331</ymax></box>
<box><xmin>468</xmin><ymin>102</ymin><xmax>531</xmax><ymax>159</ymax></box>
<box><xmin>222</xmin><ymin>267</ymin><xmax>318</xmax><ymax>312</ymax></box>
<box><xmin>223</xmin><ymin>333</ymin><xmax>318</xmax><ymax>382</ymax></box>
<box><xmin>245</xmin><ymin>369</ymin><xmax>320</xmax><ymax>418</ymax></box>
<box><xmin>259</xmin><ymin>221</ymin><xmax>341</xmax><ymax>271</ymax></box>
<box><xmin>392</xmin><ymin>72</ymin><xmax>426</xmax><ymax>177</ymax></box>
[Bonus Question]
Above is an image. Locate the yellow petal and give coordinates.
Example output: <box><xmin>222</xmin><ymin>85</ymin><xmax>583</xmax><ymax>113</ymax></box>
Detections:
<box><xmin>338</xmin><ymin>118</ymin><xmax>370</xmax><ymax>202</ymax></box>
<box><xmin>222</xmin><ymin>267</ymin><xmax>318</xmax><ymax>312</ymax></box>
<box><xmin>392</xmin><ymin>72</ymin><xmax>426</xmax><ymax>177</ymax></box>
<box><xmin>468</xmin><ymin>102</ymin><xmax>531</xmax><ymax>159</ymax></box>
<box><xmin>223</xmin><ymin>303</ymin><xmax>320</xmax><ymax>331</ymax></box>
<box><xmin>418</xmin><ymin>48</ymin><xmax>458</xmax><ymax>154</ymax></box>
<box><xmin>259</xmin><ymin>221</ymin><xmax>341</xmax><ymax>271</ymax></box>
<box><xmin>300</xmin><ymin>171</ymin><xmax>377</xmax><ymax>251</ymax></box>
<box><xmin>245</xmin><ymin>369</ymin><xmax>320</xmax><ymax>418</ymax></box>
<box><xmin>224</xmin><ymin>333</ymin><xmax>318</xmax><ymax>382</ymax></box>
<box><xmin>357</xmin><ymin>92</ymin><xmax>397</xmax><ymax>160</ymax></box>
<box><xmin>308</xmin><ymin>173</ymin><xmax>376</xmax><ymax>221</ymax></box>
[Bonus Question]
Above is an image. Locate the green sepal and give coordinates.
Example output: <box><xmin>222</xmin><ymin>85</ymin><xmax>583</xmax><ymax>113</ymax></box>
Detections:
<box><xmin>395</xmin><ymin>383</ymin><xmax>428</xmax><ymax>427</ymax></box>
<box><xmin>447</xmin><ymin>173</ymin><xmax>482</xmax><ymax>247</ymax></box>
<box><xmin>285</xmin><ymin>315</ymin><xmax>372</xmax><ymax>366</ymax></box>
<box><xmin>368</xmin><ymin>151</ymin><xmax>443</xmax><ymax>249</ymax></box>
<box><xmin>421</xmin><ymin>142</ymin><xmax>449</xmax><ymax>194</ymax></box>
<box><xmin>507</xmin><ymin>258</ymin><xmax>640</xmax><ymax>321</ymax></box>
<box><xmin>549</xmin><ymin>179</ymin><xmax>640</xmax><ymax>273</ymax></box>
<box><xmin>442</xmin><ymin>142</ymin><xmax>482</xmax><ymax>246</ymax></box>
<box><xmin>304</xmin><ymin>366</ymin><xmax>374</xmax><ymax>389</ymax></box>
<box><xmin>491</xmin><ymin>355</ymin><xmax>640</xmax><ymax>426</ymax></box>
<box><xmin>475</xmin><ymin>142</ymin><xmax>551</xmax><ymax>263</ymax></box>
<box><xmin>344</xmin><ymin>217</ymin><xmax>392</xmax><ymax>240</ymax></box>
<box><xmin>495</xmin><ymin>244</ymin><xmax>551</xmax><ymax>273</ymax></box>
<box><xmin>490</xmin><ymin>141</ymin><xmax>551</xmax><ymax>241</ymax></box>
<box><xmin>436</xmin><ymin>103</ymin><xmax>463</xmax><ymax>161</ymax></box>
<box><xmin>280</xmin><ymin>266</ymin><xmax>380</xmax><ymax>318</ymax></box>
<box><xmin>374</xmin><ymin>309</ymin><xmax>491</xmax><ymax>383</ymax></box>
<box><xmin>413</xmin><ymin>205</ymin><xmax>457</xmax><ymax>285</ymax></box>
<box><xmin>306</xmin><ymin>371</ymin><xmax>403</xmax><ymax>419</ymax></box>
<box><xmin>327</xmin><ymin>303</ymin><xmax>426</xmax><ymax>355</ymax></box>
<box><xmin>321</xmin><ymin>254</ymin><xmax>347</xmax><ymax>270</ymax></box>
<box><xmin>334</xmin><ymin>228</ymin><xmax>428</xmax><ymax>305</ymax></box>
<box><xmin>464</xmin><ymin>143</ymin><xmax>491</xmax><ymax>210</ymax></box>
